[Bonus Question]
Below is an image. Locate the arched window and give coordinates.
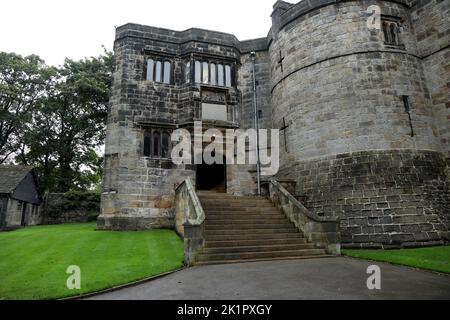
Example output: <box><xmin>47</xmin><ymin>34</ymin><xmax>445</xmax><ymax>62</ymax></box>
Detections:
<box><xmin>195</xmin><ymin>61</ymin><xmax>201</xmax><ymax>83</ymax></box>
<box><xmin>146</xmin><ymin>59</ymin><xmax>154</xmax><ymax>81</ymax></box>
<box><xmin>217</xmin><ymin>64</ymin><xmax>224</xmax><ymax>86</ymax></box>
<box><xmin>152</xmin><ymin>131</ymin><xmax>160</xmax><ymax>157</ymax></box>
<box><xmin>162</xmin><ymin>132</ymin><xmax>170</xmax><ymax>158</ymax></box>
<box><xmin>144</xmin><ymin>132</ymin><xmax>151</xmax><ymax>157</ymax></box>
<box><xmin>185</xmin><ymin>61</ymin><xmax>191</xmax><ymax>83</ymax></box>
<box><xmin>163</xmin><ymin>61</ymin><xmax>171</xmax><ymax>84</ymax></box>
<box><xmin>225</xmin><ymin>65</ymin><xmax>231</xmax><ymax>87</ymax></box>
<box><xmin>210</xmin><ymin>63</ymin><xmax>216</xmax><ymax>85</ymax></box>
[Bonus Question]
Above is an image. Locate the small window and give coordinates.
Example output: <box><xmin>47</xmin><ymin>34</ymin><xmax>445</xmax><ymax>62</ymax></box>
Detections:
<box><xmin>192</xmin><ymin>61</ymin><xmax>233</xmax><ymax>87</ymax></box>
<box><xmin>146</xmin><ymin>59</ymin><xmax>154</xmax><ymax>81</ymax></box>
<box><xmin>185</xmin><ymin>61</ymin><xmax>190</xmax><ymax>83</ymax></box>
<box><xmin>389</xmin><ymin>24</ymin><xmax>397</xmax><ymax>44</ymax></box>
<box><xmin>144</xmin><ymin>132</ymin><xmax>151</xmax><ymax>157</ymax></box>
<box><xmin>143</xmin><ymin>129</ymin><xmax>172</xmax><ymax>158</ymax></box>
<box><xmin>217</xmin><ymin>64</ymin><xmax>224</xmax><ymax>86</ymax></box>
<box><xmin>195</xmin><ymin>61</ymin><xmax>201</xmax><ymax>83</ymax></box>
<box><xmin>152</xmin><ymin>131</ymin><xmax>160</xmax><ymax>157</ymax></box>
<box><xmin>162</xmin><ymin>132</ymin><xmax>170</xmax><ymax>158</ymax></box>
<box><xmin>225</xmin><ymin>65</ymin><xmax>231</xmax><ymax>87</ymax></box>
<box><xmin>382</xmin><ymin>22</ymin><xmax>390</xmax><ymax>43</ymax></box>
<box><xmin>202</xmin><ymin>62</ymin><xmax>209</xmax><ymax>84</ymax></box>
<box><xmin>210</xmin><ymin>63</ymin><xmax>216</xmax><ymax>85</ymax></box>
<box><xmin>163</xmin><ymin>61</ymin><xmax>171</xmax><ymax>84</ymax></box>
<box><xmin>17</xmin><ymin>201</ymin><xmax>23</xmax><ymax>211</ymax></box>
<box><xmin>155</xmin><ymin>61</ymin><xmax>162</xmax><ymax>82</ymax></box>
<box><xmin>145</xmin><ymin>58</ymin><xmax>172</xmax><ymax>84</ymax></box>
<box><xmin>382</xmin><ymin>18</ymin><xmax>402</xmax><ymax>46</ymax></box>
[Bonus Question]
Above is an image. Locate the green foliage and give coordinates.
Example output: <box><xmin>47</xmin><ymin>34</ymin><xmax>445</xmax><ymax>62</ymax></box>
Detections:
<box><xmin>4</xmin><ymin>49</ymin><xmax>115</xmax><ymax>192</ymax></box>
<box><xmin>0</xmin><ymin>223</ymin><xmax>184</xmax><ymax>299</ymax></box>
<box><xmin>0</xmin><ymin>52</ymin><xmax>57</xmax><ymax>164</ymax></box>
<box><xmin>60</xmin><ymin>190</ymin><xmax>101</xmax><ymax>211</ymax></box>
<box><xmin>342</xmin><ymin>246</ymin><xmax>450</xmax><ymax>274</ymax></box>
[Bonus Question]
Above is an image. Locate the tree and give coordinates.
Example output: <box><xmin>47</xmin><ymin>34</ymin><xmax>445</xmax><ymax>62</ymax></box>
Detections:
<box><xmin>17</xmin><ymin>51</ymin><xmax>114</xmax><ymax>192</ymax></box>
<box><xmin>0</xmin><ymin>53</ymin><xmax>56</xmax><ymax>164</ymax></box>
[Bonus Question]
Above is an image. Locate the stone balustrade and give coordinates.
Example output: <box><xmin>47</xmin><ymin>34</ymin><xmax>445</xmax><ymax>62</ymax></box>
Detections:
<box><xmin>174</xmin><ymin>177</ymin><xmax>206</xmax><ymax>265</ymax></box>
<box><xmin>269</xmin><ymin>180</ymin><xmax>341</xmax><ymax>255</ymax></box>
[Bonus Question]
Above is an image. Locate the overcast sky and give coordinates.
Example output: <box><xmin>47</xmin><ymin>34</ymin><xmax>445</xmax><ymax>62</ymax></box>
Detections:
<box><xmin>0</xmin><ymin>0</ymin><xmax>278</xmax><ymax>66</ymax></box>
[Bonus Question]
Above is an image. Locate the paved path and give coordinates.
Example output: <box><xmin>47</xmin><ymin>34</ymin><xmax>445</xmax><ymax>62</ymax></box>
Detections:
<box><xmin>87</xmin><ymin>257</ymin><xmax>450</xmax><ymax>300</ymax></box>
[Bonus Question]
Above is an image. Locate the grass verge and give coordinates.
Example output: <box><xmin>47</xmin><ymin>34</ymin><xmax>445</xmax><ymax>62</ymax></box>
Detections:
<box><xmin>0</xmin><ymin>223</ymin><xmax>184</xmax><ymax>299</ymax></box>
<box><xmin>342</xmin><ymin>245</ymin><xmax>450</xmax><ymax>274</ymax></box>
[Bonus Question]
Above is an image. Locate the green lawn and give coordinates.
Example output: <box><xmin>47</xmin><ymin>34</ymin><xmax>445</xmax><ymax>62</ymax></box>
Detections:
<box><xmin>0</xmin><ymin>223</ymin><xmax>184</xmax><ymax>300</ymax></box>
<box><xmin>342</xmin><ymin>246</ymin><xmax>450</xmax><ymax>274</ymax></box>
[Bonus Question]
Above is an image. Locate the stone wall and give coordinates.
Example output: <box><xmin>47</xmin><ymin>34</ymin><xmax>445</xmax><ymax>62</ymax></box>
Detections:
<box><xmin>101</xmin><ymin>0</ymin><xmax>450</xmax><ymax>245</ymax></box>
<box><xmin>238</xmin><ymin>49</ymin><xmax>271</xmax><ymax>130</ymax></box>
<box><xmin>277</xmin><ymin>150</ymin><xmax>449</xmax><ymax>247</ymax></box>
<box><xmin>270</xmin><ymin>0</ymin><xmax>450</xmax><ymax>246</ymax></box>
<box><xmin>41</xmin><ymin>193</ymin><xmax>99</xmax><ymax>225</ymax></box>
<box><xmin>270</xmin><ymin>0</ymin><xmax>440</xmax><ymax>163</ymax></box>
<box><xmin>410</xmin><ymin>0</ymin><xmax>450</xmax><ymax>157</ymax></box>
<box><xmin>100</xmin><ymin>25</ymin><xmax>270</xmax><ymax>229</ymax></box>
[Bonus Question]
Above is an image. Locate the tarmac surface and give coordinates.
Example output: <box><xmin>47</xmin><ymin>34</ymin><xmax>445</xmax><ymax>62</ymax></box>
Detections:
<box><xmin>87</xmin><ymin>257</ymin><xmax>450</xmax><ymax>300</ymax></box>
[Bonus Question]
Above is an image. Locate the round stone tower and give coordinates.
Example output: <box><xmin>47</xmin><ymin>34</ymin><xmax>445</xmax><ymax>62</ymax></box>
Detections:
<box><xmin>270</xmin><ymin>0</ymin><xmax>449</xmax><ymax>247</ymax></box>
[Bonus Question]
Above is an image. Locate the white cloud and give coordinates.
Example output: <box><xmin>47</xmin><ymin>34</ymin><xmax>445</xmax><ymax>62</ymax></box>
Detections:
<box><xmin>0</xmin><ymin>0</ymin><xmax>276</xmax><ymax>66</ymax></box>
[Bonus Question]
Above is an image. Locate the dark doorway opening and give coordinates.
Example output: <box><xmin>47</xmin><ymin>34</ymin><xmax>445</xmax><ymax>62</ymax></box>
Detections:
<box><xmin>20</xmin><ymin>202</ymin><xmax>27</xmax><ymax>226</ymax></box>
<box><xmin>0</xmin><ymin>199</ymin><xmax>5</xmax><ymax>228</ymax></box>
<box><xmin>196</xmin><ymin>160</ymin><xmax>226</xmax><ymax>192</ymax></box>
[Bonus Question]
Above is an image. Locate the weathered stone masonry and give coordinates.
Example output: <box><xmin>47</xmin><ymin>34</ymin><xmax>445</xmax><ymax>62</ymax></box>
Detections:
<box><xmin>98</xmin><ymin>25</ymin><xmax>271</xmax><ymax>230</ymax></box>
<box><xmin>271</xmin><ymin>0</ymin><xmax>450</xmax><ymax>247</ymax></box>
<box><xmin>100</xmin><ymin>0</ymin><xmax>450</xmax><ymax>247</ymax></box>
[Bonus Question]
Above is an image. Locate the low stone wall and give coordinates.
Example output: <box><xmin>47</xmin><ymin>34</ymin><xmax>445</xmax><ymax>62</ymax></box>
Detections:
<box><xmin>41</xmin><ymin>192</ymin><xmax>100</xmax><ymax>224</ymax></box>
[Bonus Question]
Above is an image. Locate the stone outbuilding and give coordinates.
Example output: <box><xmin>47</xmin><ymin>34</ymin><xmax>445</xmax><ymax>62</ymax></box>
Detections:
<box><xmin>0</xmin><ymin>166</ymin><xmax>42</xmax><ymax>229</ymax></box>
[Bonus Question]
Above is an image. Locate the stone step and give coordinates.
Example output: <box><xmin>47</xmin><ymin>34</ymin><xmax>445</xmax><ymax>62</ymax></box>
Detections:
<box><xmin>197</xmin><ymin>194</ymin><xmax>267</xmax><ymax>201</ymax></box>
<box><xmin>203</xmin><ymin>207</ymin><xmax>280</xmax><ymax>212</ymax></box>
<box><xmin>196</xmin><ymin>248</ymin><xmax>327</xmax><ymax>262</ymax></box>
<box><xmin>200</xmin><ymin>200</ymin><xmax>273</xmax><ymax>206</ymax></box>
<box><xmin>199</xmin><ymin>199</ymin><xmax>269</xmax><ymax>203</ymax></box>
<box><xmin>203</xmin><ymin>243</ymin><xmax>317</xmax><ymax>254</ymax></box>
<box><xmin>206</xmin><ymin>213</ymin><xmax>285</xmax><ymax>220</ymax></box>
<box><xmin>205</xmin><ymin>218</ymin><xmax>288</xmax><ymax>224</ymax></box>
<box><xmin>205</xmin><ymin>232</ymin><xmax>304</xmax><ymax>241</ymax></box>
<box><xmin>205</xmin><ymin>223</ymin><xmax>294</xmax><ymax>230</ymax></box>
<box><xmin>195</xmin><ymin>255</ymin><xmax>334</xmax><ymax>266</ymax></box>
<box><xmin>205</xmin><ymin>237</ymin><xmax>307</xmax><ymax>248</ymax></box>
<box><xmin>205</xmin><ymin>228</ymin><xmax>296</xmax><ymax>236</ymax></box>
<box><xmin>195</xmin><ymin>191</ymin><xmax>329</xmax><ymax>265</ymax></box>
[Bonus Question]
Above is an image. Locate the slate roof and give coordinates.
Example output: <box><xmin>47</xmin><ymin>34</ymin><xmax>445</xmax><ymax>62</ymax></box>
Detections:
<box><xmin>0</xmin><ymin>165</ymin><xmax>35</xmax><ymax>194</ymax></box>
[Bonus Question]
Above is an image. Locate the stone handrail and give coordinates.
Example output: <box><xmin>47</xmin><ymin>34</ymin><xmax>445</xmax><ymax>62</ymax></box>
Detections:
<box><xmin>174</xmin><ymin>177</ymin><xmax>205</xmax><ymax>265</ymax></box>
<box><xmin>269</xmin><ymin>180</ymin><xmax>341</xmax><ymax>255</ymax></box>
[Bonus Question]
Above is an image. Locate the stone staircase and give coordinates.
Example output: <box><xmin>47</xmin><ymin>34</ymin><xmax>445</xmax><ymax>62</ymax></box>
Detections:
<box><xmin>196</xmin><ymin>191</ymin><xmax>329</xmax><ymax>265</ymax></box>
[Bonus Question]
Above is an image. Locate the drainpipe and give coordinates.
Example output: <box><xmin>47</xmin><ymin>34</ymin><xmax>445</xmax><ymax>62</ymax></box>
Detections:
<box><xmin>251</xmin><ymin>52</ymin><xmax>261</xmax><ymax>196</ymax></box>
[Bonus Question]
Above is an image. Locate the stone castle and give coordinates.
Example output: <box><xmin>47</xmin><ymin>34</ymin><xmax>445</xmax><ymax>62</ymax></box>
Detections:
<box><xmin>99</xmin><ymin>0</ymin><xmax>450</xmax><ymax>249</ymax></box>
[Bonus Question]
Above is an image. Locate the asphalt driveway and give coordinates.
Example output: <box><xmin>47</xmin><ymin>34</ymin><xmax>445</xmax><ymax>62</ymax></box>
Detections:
<box><xmin>86</xmin><ymin>257</ymin><xmax>450</xmax><ymax>300</ymax></box>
